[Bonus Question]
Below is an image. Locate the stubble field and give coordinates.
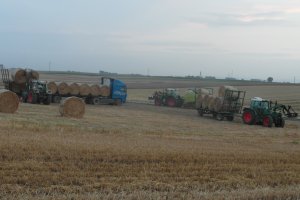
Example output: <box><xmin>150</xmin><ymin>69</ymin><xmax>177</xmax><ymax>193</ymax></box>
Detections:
<box><xmin>0</xmin><ymin>73</ymin><xmax>300</xmax><ymax>199</ymax></box>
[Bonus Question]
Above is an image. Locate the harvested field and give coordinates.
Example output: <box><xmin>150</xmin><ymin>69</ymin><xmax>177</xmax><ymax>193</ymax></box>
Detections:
<box><xmin>0</xmin><ymin>101</ymin><xmax>300</xmax><ymax>199</ymax></box>
<box><xmin>1</xmin><ymin>73</ymin><xmax>300</xmax><ymax>199</ymax></box>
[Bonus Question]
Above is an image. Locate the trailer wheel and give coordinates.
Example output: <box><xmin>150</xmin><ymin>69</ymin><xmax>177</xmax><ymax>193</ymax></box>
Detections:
<box><xmin>242</xmin><ymin>110</ymin><xmax>255</xmax><ymax>125</ymax></box>
<box><xmin>216</xmin><ymin>113</ymin><xmax>224</xmax><ymax>121</ymax></box>
<box><xmin>263</xmin><ymin>115</ymin><xmax>273</xmax><ymax>127</ymax></box>
<box><xmin>198</xmin><ymin>109</ymin><xmax>203</xmax><ymax>117</ymax></box>
<box><xmin>226</xmin><ymin>116</ymin><xmax>234</xmax><ymax>121</ymax></box>
<box><xmin>52</xmin><ymin>96</ymin><xmax>61</xmax><ymax>103</ymax></box>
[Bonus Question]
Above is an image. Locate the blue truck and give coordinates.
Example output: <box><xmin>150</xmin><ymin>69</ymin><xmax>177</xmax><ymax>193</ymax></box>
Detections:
<box><xmin>52</xmin><ymin>77</ymin><xmax>127</xmax><ymax>105</ymax></box>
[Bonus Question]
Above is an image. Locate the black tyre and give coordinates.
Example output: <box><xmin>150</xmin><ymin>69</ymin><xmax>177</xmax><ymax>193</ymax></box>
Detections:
<box><xmin>43</xmin><ymin>95</ymin><xmax>51</xmax><ymax>105</ymax></box>
<box><xmin>216</xmin><ymin>113</ymin><xmax>224</xmax><ymax>121</ymax></box>
<box><xmin>275</xmin><ymin>118</ymin><xmax>285</xmax><ymax>128</ymax></box>
<box><xmin>242</xmin><ymin>110</ymin><xmax>255</xmax><ymax>125</ymax></box>
<box><xmin>92</xmin><ymin>97</ymin><xmax>100</xmax><ymax>105</ymax></box>
<box><xmin>32</xmin><ymin>94</ymin><xmax>38</xmax><ymax>104</ymax></box>
<box><xmin>198</xmin><ymin>109</ymin><xmax>204</xmax><ymax>117</ymax></box>
<box><xmin>263</xmin><ymin>115</ymin><xmax>273</xmax><ymax>127</ymax></box>
<box><xmin>226</xmin><ymin>116</ymin><xmax>234</xmax><ymax>121</ymax></box>
<box><xmin>52</xmin><ymin>95</ymin><xmax>61</xmax><ymax>103</ymax></box>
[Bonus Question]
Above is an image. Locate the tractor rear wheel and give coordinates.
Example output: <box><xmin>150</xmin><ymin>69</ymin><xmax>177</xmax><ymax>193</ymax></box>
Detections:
<box><xmin>166</xmin><ymin>96</ymin><xmax>176</xmax><ymax>107</ymax></box>
<box><xmin>242</xmin><ymin>110</ymin><xmax>255</xmax><ymax>125</ymax></box>
<box><xmin>263</xmin><ymin>115</ymin><xmax>273</xmax><ymax>127</ymax></box>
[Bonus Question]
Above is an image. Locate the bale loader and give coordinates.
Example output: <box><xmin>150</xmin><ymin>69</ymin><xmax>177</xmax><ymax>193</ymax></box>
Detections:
<box><xmin>242</xmin><ymin>97</ymin><xmax>298</xmax><ymax>128</ymax></box>
<box><xmin>0</xmin><ymin>65</ymin><xmax>51</xmax><ymax>105</ymax></box>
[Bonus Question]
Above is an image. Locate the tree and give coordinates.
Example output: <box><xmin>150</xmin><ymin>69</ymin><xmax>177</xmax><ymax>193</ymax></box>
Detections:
<box><xmin>267</xmin><ymin>77</ymin><xmax>273</xmax><ymax>82</ymax></box>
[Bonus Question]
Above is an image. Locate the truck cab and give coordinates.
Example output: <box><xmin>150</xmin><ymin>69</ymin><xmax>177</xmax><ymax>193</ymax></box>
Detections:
<box><xmin>101</xmin><ymin>77</ymin><xmax>127</xmax><ymax>104</ymax></box>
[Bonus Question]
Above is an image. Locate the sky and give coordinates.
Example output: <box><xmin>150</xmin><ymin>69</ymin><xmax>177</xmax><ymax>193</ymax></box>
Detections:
<box><xmin>1</xmin><ymin>0</ymin><xmax>300</xmax><ymax>82</ymax></box>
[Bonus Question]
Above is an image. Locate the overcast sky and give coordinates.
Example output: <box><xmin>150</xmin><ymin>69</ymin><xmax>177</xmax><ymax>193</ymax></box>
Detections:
<box><xmin>1</xmin><ymin>0</ymin><xmax>300</xmax><ymax>82</ymax></box>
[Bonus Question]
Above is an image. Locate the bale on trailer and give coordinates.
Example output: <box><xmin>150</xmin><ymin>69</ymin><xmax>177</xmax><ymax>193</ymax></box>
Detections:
<box><xmin>90</xmin><ymin>84</ymin><xmax>101</xmax><ymax>96</ymax></box>
<box><xmin>218</xmin><ymin>85</ymin><xmax>238</xmax><ymax>97</ymax></box>
<box><xmin>100</xmin><ymin>85</ymin><xmax>110</xmax><ymax>97</ymax></box>
<box><xmin>8</xmin><ymin>68</ymin><xmax>27</xmax><ymax>84</ymax></box>
<box><xmin>58</xmin><ymin>82</ymin><xmax>70</xmax><ymax>95</ymax></box>
<box><xmin>197</xmin><ymin>88</ymin><xmax>210</xmax><ymax>95</ymax></box>
<box><xmin>208</xmin><ymin>96</ymin><xmax>216</xmax><ymax>111</ymax></box>
<box><xmin>79</xmin><ymin>84</ymin><xmax>91</xmax><ymax>96</ymax></box>
<box><xmin>202</xmin><ymin>94</ymin><xmax>213</xmax><ymax>109</ymax></box>
<box><xmin>47</xmin><ymin>81</ymin><xmax>58</xmax><ymax>94</ymax></box>
<box><xmin>59</xmin><ymin>96</ymin><xmax>85</xmax><ymax>118</ymax></box>
<box><xmin>0</xmin><ymin>89</ymin><xmax>19</xmax><ymax>113</ymax></box>
<box><xmin>69</xmin><ymin>83</ymin><xmax>80</xmax><ymax>96</ymax></box>
<box><xmin>213</xmin><ymin>97</ymin><xmax>226</xmax><ymax>112</ymax></box>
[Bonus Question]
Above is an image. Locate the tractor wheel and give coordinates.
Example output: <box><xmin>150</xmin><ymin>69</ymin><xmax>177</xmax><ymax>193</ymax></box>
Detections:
<box><xmin>263</xmin><ymin>115</ymin><xmax>273</xmax><ymax>127</ymax></box>
<box><xmin>166</xmin><ymin>96</ymin><xmax>176</xmax><ymax>107</ymax></box>
<box><xmin>27</xmin><ymin>92</ymin><xmax>33</xmax><ymax>103</ymax></box>
<box><xmin>242</xmin><ymin>110</ymin><xmax>255</xmax><ymax>125</ymax></box>
<box><xmin>154</xmin><ymin>98</ymin><xmax>162</xmax><ymax>106</ymax></box>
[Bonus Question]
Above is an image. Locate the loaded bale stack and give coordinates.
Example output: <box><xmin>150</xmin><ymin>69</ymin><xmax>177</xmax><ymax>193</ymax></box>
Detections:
<box><xmin>69</xmin><ymin>83</ymin><xmax>80</xmax><ymax>96</ymax></box>
<box><xmin>58</xmin><ymin>82</ymin><xmax>70</xmax><ymax>96</ymax></box>
<box><xmin>208</xmin><ymin>96</ymin><xmax>216</xmax><ymax>111</ymax></box>
<box><xmin>218</xmin><ymin>85</ymin><xmax>238</xmax><ymax>99</ymax></box>
<box><xmin>90</xmin><ymin>84</ymin><xmax>101</xmax><ymax>96</ymax></box>
<box><xmin>59</xmin><ymin>96</ymin><xmax>85</xmax><ymax>118</ymax></box>
<box><xmin>25</xmin><ymin>68</ymin><xmax>39</xmax><ymax>80</ymax></box>
<box><xmin>79</xmin><ymin>84</ymin><xmax>91</xmax><ymax>96</ymax></box>
<box><xmin>47</xmin><ymin>81</ymin><xmax>58</xmax><ymax>94</ymax></box>
<box><xmin>0</xmin><ymin>89</ymin><xmax>19</xmax><ymax>113</ymax></box>
<box><xmin>100</xmin><ymin>85</ymin><xmax>110</xmax><ymax>97</ymax></box>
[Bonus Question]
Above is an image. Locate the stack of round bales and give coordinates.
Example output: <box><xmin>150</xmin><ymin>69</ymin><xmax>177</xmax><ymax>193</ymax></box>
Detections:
<box><xmin>0</xmin><ymin>89</ymin><xmax>19</xmax><ymax>113</ymax></box>
<box><xmin>25</xmin><ymin>68</ymin><xmax>39</xmax><ymax>80</ymax></box>
<box><xmin>59</xmin><ymin>96</ymin><xmax>85</xmax><ymax>118</ymax></box>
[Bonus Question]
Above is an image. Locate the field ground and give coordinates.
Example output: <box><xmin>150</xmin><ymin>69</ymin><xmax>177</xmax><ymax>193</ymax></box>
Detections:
<box><xmin>0</xmin><ymin>73</ymin><xmax>300</xmax><ymax>199</ymax></box>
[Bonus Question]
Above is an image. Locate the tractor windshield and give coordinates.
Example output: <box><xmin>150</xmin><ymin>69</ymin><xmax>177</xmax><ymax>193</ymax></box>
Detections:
<box><xmin>251</xmin><ymin>100</ymin><xmax>270</xmax><ymax>109</ymax></box>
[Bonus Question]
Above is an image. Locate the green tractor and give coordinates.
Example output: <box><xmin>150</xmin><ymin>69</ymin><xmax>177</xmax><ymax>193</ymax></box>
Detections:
<box><xmin>152</xmin><ymin>88</ymin><xmax>184</xmax><ymax>107</ymax></box>
<box><xmin>22</xmin><ymin>80</ymin><xmax>52</xmax><ymax>105</ymax></box>
<box><xmin>242</xmin><ymin>97</ymin><xmax>298</xmax><ymax>128</ymax></box>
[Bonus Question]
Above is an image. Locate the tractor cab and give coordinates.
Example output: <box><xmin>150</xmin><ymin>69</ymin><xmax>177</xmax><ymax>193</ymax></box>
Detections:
<box><xmin>165</xmin><ymin>88</ymin><xmax>178</xmax><ymax>96</ymax></box>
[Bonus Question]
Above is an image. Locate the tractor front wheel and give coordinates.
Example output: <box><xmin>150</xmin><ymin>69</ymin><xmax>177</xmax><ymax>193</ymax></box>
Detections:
<box><xmin>242</xmin><ymin>110</ymin><xmax>255</xmax><ymax>125</ymax></box>
<box><xmin>166</xmin><ymin>96</ymin><xmax>176</xmax><ymax>107</ymax></box>
<box><xmin>263</xmin><ymin>115</ymin><xmax>273</xmax><ymax>127</ymax></box>
<box><xmin>275</xmin><ymin>118</ymin><xmax>285</xmax><ymax>128</ymax></box>
<box><xmin>154</xmin><ymin>98</ymin><xmax>162</xmax><ymax>106</ymax></box>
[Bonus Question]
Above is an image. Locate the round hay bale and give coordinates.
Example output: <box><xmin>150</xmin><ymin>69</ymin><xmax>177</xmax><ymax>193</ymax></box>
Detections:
<box><xmin>213</xmin><ymin>97</ymin><xmax>224</xmax><ymax>112</ymax></box>
<box><xmin>197</xmin><ymin>88</ymin><xmax>210</xmax><ymax>95</ymax></box>
<box><xmin>79</xmin><ymin>84</ymin><xmax>91</xmax><ymax>96</ymax></box>
<box><xmin>100</xmin><ymin>85</ymin><xmax>110</xmax><ymax>97</ymax></box>
<box><xmin>59</xmin><ymin>97</ymin><xmax>85</xmax><ymax>119</ymax></box>
<box><xmin>202</xmin><ymin>94</ymin><xmax>212</xmax><ymax>109</ymax></box>
<box><xmin>208</xmin><ymin>96</ymin><xmax>216</xmax><ymax>111</ymax></box>
<box><xmin>58</xmin><ymin>82</ymin><xmax>70</xmax><ymax>95</ymax></box>
<box><xmin>218</xmin><ymin>85</ymin><xmax>238</xmax><ymax>97</ymax></box>
<box><xmin>0</xmin><ymin>89</ymin><xmax>19</xmax><ymax>113</ymax></box>
<box><xmin>9</xmin><ymin>68</ymin><xmax>27</xmax><ymax>84</ymax></box>
<box><xmin>195</xmin><ymin>94</ymin><xmax>204</xmax><ymax>109</ymax></box>
<box><xmin>47</xmin><ymin>81</ymin><xmax>58</xmax><ymax>94</ymax></box>
<box><xmin>90</xmin><ymin>84</ymin><xmax>101</xmax><ymax>96</ymax></box>
<box><xmin>69</xmin><ymin>83</ymin><xmax>80</xmax><ymax>96</ymax></box>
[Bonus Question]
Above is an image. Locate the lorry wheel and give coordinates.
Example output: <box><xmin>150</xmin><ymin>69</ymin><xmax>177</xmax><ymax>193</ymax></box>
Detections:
<box><xmin>166</xmin><ymin>96</ymin><xmax>176</xmax><ymax>107</ymax></box>
<box><xmin>263</xmin><ymin>115</ymin><xmax>273</xmax><ymax>127</ymax></box>
<box><xmin>114</xmin><ymin>99</ymin><xmax>121</xmax><ymax>106</ymax></box>
<box><xmin>242</xmin><ymin>110</ymin><xmax>255</xmax><ymax>125</ymax></box>
<box><xmin>92</xmin><ymin>97</ymin><xmax>100</xmax><ymax>105</ymax></box>
<box><xmin>226</xmin><ymin>116</ymin><xmax>234</xmax><ymax>121</ymax></box>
